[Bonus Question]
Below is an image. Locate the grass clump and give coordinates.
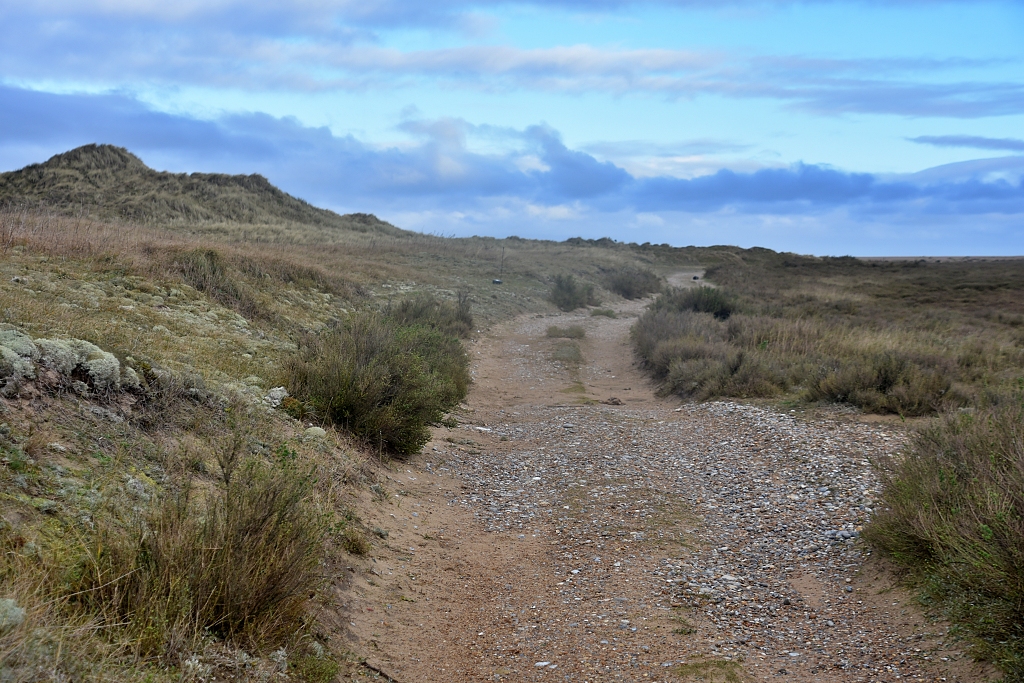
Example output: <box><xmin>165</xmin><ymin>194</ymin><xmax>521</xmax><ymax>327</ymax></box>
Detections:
<box><xmin>73</xmin><ymin>456</ymin><xmax>322</xmax><ymax>656</ymax></box>
<box><xmin>547</xmin><ymin>325</ymin><xmax>586</xmax><ymax>339</ymax></box>
<box><xmin>388</xmin><ymin>291</ymin><xmax>473</xmax><ymax>339</ymax></box>
<box><xmin>632</xmin><ymin>309</ymin><xmax>782</xmax><ymax>400</ymax></box>
<box><xmin>176</xmin><ymin>248</ymin><xmax>266</xmax><ymax>319</ymax></box>
<box><xmin>551</xmin><ymin>341</ymin><xmax>583</xmax><ymax>365</ymax></box>
<box><xmin>285</xmin><ymin>312</ymin><xmax>470</xmax><ymax>455</ymax></box>
<box><xmin>550</xmin><ymin>275</ymin><xmax>600</xmax><ymax>312</ymax></box>
<box><xmin>807</xmin><ymin>351</ymin><xmax>957</xmax><ymax>416</ymax></box>
<box><xmin>866</xmin><ymin>401</ymin><xmax>1024</xmax><ymax>677</ymax></box>
<box><xmin>590</xmin><ymin>308</ymin><xmax>616</xmax><ymax>318</ymax></box>
<box><xmin>604</xmin><ymin>266</ymin><xmax>661</xmax><ymax>300</ymax></box>
<box><xmin>652</xmin><ymin>285</ymin><xmax>734</xmax><ymax>320</ymax></box>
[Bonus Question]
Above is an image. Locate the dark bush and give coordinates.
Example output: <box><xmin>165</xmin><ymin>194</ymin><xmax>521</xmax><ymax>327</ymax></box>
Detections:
<box><xmin>74</xmin><ymin>457</ymin><xmax>322</xmax><ymax>655</ymax></box>
<box><xmin>285</xmin><ymin>312</ymin><xmax>469</xmax><ymax>455</ymax></box>
<box><xmin>550</xmin><ymin>275</ymin><xmax>600</xmax><ymax>311</ymax></box>
<box><xmin>605</xmin><ymin>267</ymin><xmax>661</xmax><ymax>300</ymax></box>
<box><xmin>652</xmin><ymin>286</ymin><xmax>735</xmax><ymax>320</ymax></box>
<box><xmin>389</xmin><ymin>291</ymin><xmax>473</xmax><ymax>339</ymax></box>
<box><xmin>866</xmin><ymin>402</ymin><xmax>1024</xmax><ymax>677</ymax></box>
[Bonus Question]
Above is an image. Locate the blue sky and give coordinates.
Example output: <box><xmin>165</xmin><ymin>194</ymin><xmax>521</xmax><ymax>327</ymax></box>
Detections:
<box><xmin>1</xmin><ymin>1</ymin><xmax>1022</xmax><ymax>255</ymax></box>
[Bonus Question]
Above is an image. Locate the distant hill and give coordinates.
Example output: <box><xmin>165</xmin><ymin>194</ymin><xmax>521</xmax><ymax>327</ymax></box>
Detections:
<box><xmin>0</xmin><ymin>144</ymin><xmax>404</xmax><ymax>236</ymax></box>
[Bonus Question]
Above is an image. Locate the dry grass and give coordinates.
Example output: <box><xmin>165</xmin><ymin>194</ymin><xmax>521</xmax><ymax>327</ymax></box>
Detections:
<box><xmin>74</xmin><ymin>458</ymin><xmax>323</xmax><ymax>657</ymax></box>
<box><xmin>547</xmin><ymin>325</ymin><xmax>586</xmax><ymax>339</ymax></box>
<box><xmin>633</xmin><ymin>254</ymin><xmax>1024</xmax><ymax>413</ymax></box>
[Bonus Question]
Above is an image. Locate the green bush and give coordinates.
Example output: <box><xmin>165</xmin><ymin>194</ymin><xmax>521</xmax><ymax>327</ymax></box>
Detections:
<box><xmin>806</xmin><ymin>352</ymin><xmax>956</xmax><ymax>416</ymax></box>
<box><xmin>549</xmin><ymin>275</ymin><xmax>600</xmax><ymax>311</ymax></box>
<box><xmin>285</xmin><ymin>312</ymin><xmax>469</xmax><ymax>455</ymax></box>
<box><xmin>866</xmin><ymin>401</ymin><xmax>1024</xmax><ymax>677</ymax></box>
<box><xmin>652</xmin><ymin>286</ymin><xmax>735</xmax><ymax>320</ymax></box>
<box><xmin>388</xmin><ymin>291</ymin><xmax>473</xmax><ymax>339</ymax></box>
<box><xmin>590</xmin><ymin>308</ymin><xmax>616</xmax><ymax>318</ymax></box>
<box><xmin>605</xmin><ymin>267</ymin><xmax>662</xmax><ymax>300</ymax></box>
<box><xmin>546</xmin><ymin>325</ymin><xmax>586</xmax><ymax>339</ymax></box>
<box><xmin>73</xmin><ymin>457</ymin><xmax>322</xmax><ymax>655</ymax></box>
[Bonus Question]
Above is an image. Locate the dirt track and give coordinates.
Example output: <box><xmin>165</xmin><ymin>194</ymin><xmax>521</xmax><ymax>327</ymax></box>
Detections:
<box><xmin>338</xmin><ymin>286</ymin><xmax>996</xmax><ymax>682</ymax></box>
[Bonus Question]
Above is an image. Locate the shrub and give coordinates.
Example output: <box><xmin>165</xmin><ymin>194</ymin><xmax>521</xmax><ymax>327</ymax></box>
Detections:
<box><xmin>806</xmin><ymin>352</ymin><xmax>956</xmax><ymax>416</ymax></box>
<box><xmin>605</xmin><ymin>267</ymin><xmax>661</xmax><ymax>300</ymax></box>
<box><xmin>547</xmin><ymin>325</ymin><xmax>585</xmax><ymax>339</ymax></box>
<box><xmin>590</xmin><ymin>308</ymin><xmax>616</xmax><ymax>318</ymax></box>
<box><xmin>652</xmin><ymin>286</ymin><xmax>735</xmax><ymax>320</ymax></box>
<box><xmin>285</xmin><ymin>312</ymin><xmax>469</xmax><ymax>455</ymax></box>
<box><xmin>632</xmin><ymin>309</ymin><xmax>723</xmax><ymax>378</ymax></box>
<box><xmin>388</xmin><ymin>291</ymin><xmax>473</xmax><ymax>339</ymax></box>
<box><xmin>866</xmin><ymin>402</ymin><xmax>1024</xmax><ymax>676</ymax></box>
<box><xmin>339</xmin><ymin>527</ymin><xmax>370</xmax><ymax>555</ymax></box>
<box><xmin>549</xmin><ymin>275</ymin><xmax>600</xmax><ymax>311</ymax></box>
<box><xmin>72</xmin><ymin>457</ymin><xmax>322</xmax><ymax>656</ymax></box>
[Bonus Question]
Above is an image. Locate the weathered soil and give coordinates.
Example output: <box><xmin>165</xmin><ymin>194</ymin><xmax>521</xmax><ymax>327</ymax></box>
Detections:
<box><xmin>336</xmin><ymin>281</ymin><xmax>997</xmax><ymax>683</ymax></box>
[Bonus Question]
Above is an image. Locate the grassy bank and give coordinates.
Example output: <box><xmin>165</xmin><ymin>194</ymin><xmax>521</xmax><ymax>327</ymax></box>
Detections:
<box><xmin>633</xmin><ymin>253</ymin><xmax>1024</xmax><ymax>413</ymax></box>
<box><xmin>631</xmin><ymin>251</ymin><xmax>1024</xmax><ymax>678</ymax></box>
<box><xmin>867</xmin><ymin>401</ymin><xmax>1024</xmax><ymax>680</ymax></box>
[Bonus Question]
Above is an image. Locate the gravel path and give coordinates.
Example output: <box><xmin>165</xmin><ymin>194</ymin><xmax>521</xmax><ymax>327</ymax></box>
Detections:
<box><xmin>343</xmin><ymin>297</ymin><xmax>995</xmax><ymax>682</ymax></box>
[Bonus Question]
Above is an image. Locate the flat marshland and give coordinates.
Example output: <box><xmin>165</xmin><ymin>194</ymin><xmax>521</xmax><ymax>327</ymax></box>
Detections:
<box><xmin>1</xmin><ymin>145</ymin><xmax>1023</xmax><ymax>681</ymax></box>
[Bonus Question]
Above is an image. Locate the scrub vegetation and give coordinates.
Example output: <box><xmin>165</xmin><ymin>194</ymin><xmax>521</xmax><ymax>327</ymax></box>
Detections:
<box><xmin>2</xmin><ymin>144</ymin><xmax>1024</xmax><ymax>679</ymax></box>
<box><xmin>632</xmin><ymin>249</ymin><xmax>1024</xmax><ymax>676</ymax></box>
<box><xmin>0</xmin><ymin>144</ymin><xmax>689</xmax><ymax>680</ymax></box>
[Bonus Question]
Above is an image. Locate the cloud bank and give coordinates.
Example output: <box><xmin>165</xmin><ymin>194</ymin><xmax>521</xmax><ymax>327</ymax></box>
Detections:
<box><xmin>1</xmin><ymin>4</ymin><xmax>1020</xmax><ymax>118</ymax></box>
<box><xmin>909</xmin><ymin>134</ymin><xmax>1024</xmax><ymax>152</ymax></box>
<box><xmin>1</xmin><ymin>85</ymin><xmax>1021</xmax><ymax>254</ymax></box>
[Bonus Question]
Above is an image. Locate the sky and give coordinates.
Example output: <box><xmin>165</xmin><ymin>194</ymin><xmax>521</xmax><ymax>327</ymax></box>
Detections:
<box><xmin>1</xmin><ymin>1</ymin><xmax>1023</xmax><ymax>255</ymax></box>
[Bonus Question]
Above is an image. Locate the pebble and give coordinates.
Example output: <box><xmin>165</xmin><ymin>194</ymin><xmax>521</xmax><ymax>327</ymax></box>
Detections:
<box><xmin>432</xmin><ymin>396</ymin><xmax>948</xmax><ymax>679</ymax></box>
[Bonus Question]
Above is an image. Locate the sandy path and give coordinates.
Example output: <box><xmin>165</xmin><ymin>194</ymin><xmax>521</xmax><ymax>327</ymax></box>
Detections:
<box><xmin>337</xmin><ymin>288</ymin><xmax>995</xmax><ymax>683</ymax></box>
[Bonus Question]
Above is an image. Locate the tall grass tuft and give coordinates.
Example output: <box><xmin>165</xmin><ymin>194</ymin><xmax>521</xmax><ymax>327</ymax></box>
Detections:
<box><xmin>285</xmin><ymin>312</ymin><xmax>470</xmax><ymax>455</ymax></box>
<box><xmin>72</xmin><ymin>457</ymin><xmax>322</xmax><ymax>658</ymax></box>
<box><xmin>866</xmin><ymin>401</ymin><xmax>1024</xmax><ymax>677</ymax></box>
<box><xmin>175</xmin><ymin>248</ymin><xmax>266</xmax><ymax>320</ymax></box>
<box><xmin>388</xmin><ymin>291</ymin><xmax>473</xmax><ymax>339</ymax></box>
<box><xmin>550</xmin><ymin>275</ymin><xmax>600</xmax><ymax>311</ymax></box>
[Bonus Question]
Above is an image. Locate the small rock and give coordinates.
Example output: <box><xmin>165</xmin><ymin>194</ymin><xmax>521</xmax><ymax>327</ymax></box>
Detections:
<box><xmin>303</xmin><ymin>426</ymin><xmax>327</xmax><ymax>440</ymax></box>
<box><xmin>264</xmin><ymin>386</ymin><xmax>289</xmax><ymax>407</ymax></box>
<box><xmin>0</xmin><ymin>599</ymin><xmax>25</xmax><ymax>631</ymax></box>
